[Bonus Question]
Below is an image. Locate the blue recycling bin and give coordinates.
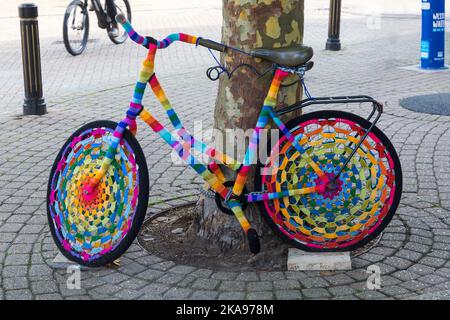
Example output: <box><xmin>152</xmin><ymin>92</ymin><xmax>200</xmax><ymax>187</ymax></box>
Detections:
<box><xmin>421</xmin><ymin>0</ymin><xmax>446</xmax><ymax>69</ymax></box>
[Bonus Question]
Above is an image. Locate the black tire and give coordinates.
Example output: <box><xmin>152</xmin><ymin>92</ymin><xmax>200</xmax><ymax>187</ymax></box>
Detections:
<box><xmin>47</xmin><ymin>121</ymin><xmax>149</xmax><ymax>267</ymax></box>
<box><xmin>255</xmin><ymin>110</ymin><xmax>402</xmax><ymax>252</ymax></box>
<box><xmin>108</xmin><ymin>0</ymin><xmax>131</xmax><ymax>44</ymax></box>
<box><xmin>63</xmin><ymin>0</ymin><xmax>89</xmax><ymax>56</ymax></box>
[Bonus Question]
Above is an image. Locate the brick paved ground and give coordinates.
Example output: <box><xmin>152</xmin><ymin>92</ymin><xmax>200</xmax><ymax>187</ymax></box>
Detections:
<box><xmin>1</xmin><ymin>1</ymin><xmax>450</xmax><ymax>300</ymax></box>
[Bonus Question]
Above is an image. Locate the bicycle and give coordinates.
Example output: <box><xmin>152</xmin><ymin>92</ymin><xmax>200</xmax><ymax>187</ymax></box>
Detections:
<box><xmin>63</xmin><ymin>0</ymin><xmax>131</xmax><ymax>56</ymax></box>
<box><xmin>47</xmin><ymin>13</ymin><xmax>402</xmax><ymax>267</ymax></box>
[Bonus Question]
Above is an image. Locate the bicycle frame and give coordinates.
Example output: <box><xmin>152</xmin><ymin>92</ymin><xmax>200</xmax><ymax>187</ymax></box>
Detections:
<box><xmin>88</xmin><ymin>0</ymin><xmax>110</xmax><ymax>28</ymax></box>
<box><xmin>84</xmin><ymin>15</ymin><xmax>378</xmax><ymax>234</ymax></box>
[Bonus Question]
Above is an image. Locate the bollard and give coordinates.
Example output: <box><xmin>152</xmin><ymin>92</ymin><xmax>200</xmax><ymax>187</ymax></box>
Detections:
<box><xmin>325</xmin><ymin>0</ymin><xmax>342</xmax><ymax>51</ymax></box>
<box><xmin>421</xmin><ymin>0</ymin><xmax>446</xmax><ymax>69</ymax></box>
<box><xmin>19</xmin><ymin>3</ymin><xmax>47</xmax><ymax>115</ymax></box>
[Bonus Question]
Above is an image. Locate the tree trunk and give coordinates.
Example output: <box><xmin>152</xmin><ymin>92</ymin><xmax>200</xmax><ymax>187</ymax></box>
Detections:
<box><xmin>189</xmin><ymin>0</ymin><xmax>305</xmax><ymax>255</ymax></box>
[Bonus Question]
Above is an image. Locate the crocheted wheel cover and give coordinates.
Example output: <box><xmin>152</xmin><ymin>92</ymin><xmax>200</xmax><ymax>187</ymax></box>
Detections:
<box><xmin>48</xmin><ymin>127</ymin><xmax>139</xmax><ymax>262</ymax></box>
<box><xmin>262</xmin><ymin>117</ymin><xmax>397</xmax><ymax>250</ymax></box>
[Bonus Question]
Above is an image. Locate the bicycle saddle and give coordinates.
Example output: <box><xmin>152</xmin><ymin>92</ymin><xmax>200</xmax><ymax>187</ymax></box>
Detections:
<box><xmin>251</xmin><ymin>45</ymin><xmax>314</xmax><ymax>67</ymax></box>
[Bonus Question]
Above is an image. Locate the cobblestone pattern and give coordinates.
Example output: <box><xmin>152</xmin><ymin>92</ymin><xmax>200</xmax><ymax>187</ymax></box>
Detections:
<box><xmin>1</xmin><ymin>5</ymin><xmax>450</xmax><ymax>300</ymax></box>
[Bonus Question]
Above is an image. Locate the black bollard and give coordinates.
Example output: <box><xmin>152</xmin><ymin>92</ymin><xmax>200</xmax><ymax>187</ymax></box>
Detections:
<box><xmin>325</xmin><ymin>0</ymin><xmax>342</xmax><ymax>51</ymax></box>
<box><xmin>19</xmin><ymin>3</ymin><xmax>46</xmax><ymax>115</ymax></box>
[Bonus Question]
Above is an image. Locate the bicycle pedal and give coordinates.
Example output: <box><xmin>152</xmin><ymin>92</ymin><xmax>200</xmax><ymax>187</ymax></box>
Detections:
<box><xmin>247</xmin><ymin>228</ymin><xmax>260</xmax><ymax>254</ymax></box>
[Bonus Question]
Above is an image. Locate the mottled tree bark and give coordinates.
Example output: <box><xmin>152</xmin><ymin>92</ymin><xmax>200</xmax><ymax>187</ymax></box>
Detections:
<box><xmin>189</xmin><ymin>0</ymin><xmax>305</xmax><ymax>255</ymax></box>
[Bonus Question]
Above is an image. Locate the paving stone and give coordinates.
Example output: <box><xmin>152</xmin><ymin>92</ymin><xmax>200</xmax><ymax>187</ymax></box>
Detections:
<box><xmin>188</xmin><ymin>277</ymin><xmax>219</xmax><ymax>290</ymax></box>
<box><xmin>117</xmin><ymin>262</ymin><xmax>147</xmax><ymax>276</ymax></box>
<box><xmin>119</xmin><ymin>278</ymin><xmax>147</xmax><ymax>290</ymax></box>
<box><xmin>28</xmin><ymin>264</ymin><xmax>53</xmax><ymax>277</ymax></box>
<box><xmin>302</xmin><ymin>288</ymin><xmax>331</xmax><ymax>299</ymax></box>
<box><xmin>273</xmin><ymin>279</ymin><xmax>301</xmax><ymax>290</ymax></box>
<box><xmin>114</xmin><ymin>289</ymin><xmax>142</xmax><ymax>300</ymax></box>
<box><xmin>328</xmin><ymin>285</ymin><xmax>356</xmax><ymax>296</ymax></box>
<box><xmin>3</xmin><ymin>277</ymin><xmax>28</xmax><ymax>290</ymax></box>
<box><xmin>407</xmin><ymin>264</ymin><xmax>436</xmax><ymax>276</ymax></box>
<box><xmin>420</xmin><ymin>257</ymin><xmax>446</xmax><ymax>268</ymax></box>
<box><xmin>156</xmin><ymin>273</ymin><xmax>186</xmax><ymax>285</ymax></box>
<box><xmin>379</xmin><ymin>285</ymin><xmax>411</xmax><ymax>297</ymax></box>
<box><xmin>190</xmin><ymin>290</ymin><xmax>219</xmax><ymax>300</ymax></box>
<box><xmin>2</xmin><ymin>265</ymin><xmax>28</xmax><ymax>278</ymax></box>
<box><xmin>177</xmin><ymin>275</ymin><xmax>197</xmax><ymax>287</ymax></box>
<box><xmin>259</xmin><ymin>271</ymin><xmax>285</xmax><ymax>281</ymax></box>
<box><xmin>218</xmin><ymin>291</ymin><xmax>246</xmax><ymax>300</ymax></box>
<box><xmin>135</xmin><ymin>269</ymin><xmax>166</xmax><ymax>281</ymax></box>
<box><xmin>211</xmin><ymin>272</ymin><xmax>238</xmax><ymax>281</ymax></box>
<box><xmin>384</xmin><ymin>257</ymin><xmax>414</xmax><ymax>269</ymax></box>
<box><xmin>36</xmin><ymin>293</ymin><xmax>64</xmax><ymax>300</ymax></box>
<box><xmin>400</xmin><ymin>280</ymin><xmax>431</xmax><ymax>292</ymax></box>
<box><xmin>247</xmin><ymin>281</ymin><xmax>273</xmax><ymax>292</ymax></box>
<box><xmin>419</xmin><ymin>274</ymin><xmax>447</xmax><ymax>286</ymax></box>
<box><xmin>246</xmin><ymin>291</ymin><xmax>274</xmax><ymax>300</ymax></box>
<box><xmin>163</xmin><ymin>287</ymin><xmax>192</xmax><ymax>299</ymax></box>
<box><xmin>31</xmin><ymin>281</ymin><xmax>59</xmax><ymax>295</ymax></box>
<box><xmin>169</xmin><ymin>265</ymin><xmax>197</xmax><ymax>275</ymax></box>
<box><xmin>392</xmin><ymin>270</ymin><xmax>420</xmax><ymax>281</ymax></box>
<box><xmin>300</xmin><ymin>277</ymin><xmax>329</xmax><ymax>289</ymax></box>
<box><xmin>90</xmin><ymin>284</ymin><xmax>122</xmax><ymax>296</ymax></box>
<box><xmin>324</xmin><ymin>274</ymin><xmax>355</xmax><ymax>286</ymax></box>
<box><xmin>190</xmin><ymin>268</ymin><xmax>214</xmax><ymax>278</ymax></box>
<box><xmin>5</xmin><ymin>289</ymin><xmax>33</xmax><ymax>300</ymax></box>
<box><xmin>236</xmin><ymin>272</ymin><xmax>259</xmax><ymax>281</ymax></box>
<box><xmin>4</xmin><ymin>253</ymin><xmax>30</xmax><ymax>266</ymax></box>
<box><xmin>101</xmin><ymin>272</ymin><xmax>131</xmax><ymax>285</ymax></box>
<box><xmin>219</xmin><ymin>281</ymin><xmax>246</xmax><ymax>292</ymax></box>
<box><xmin>274</xmin><ymin>290</ymin><xmax>302</xmax><ymax>300</ymax></box>
<box><xmin>354</xmin><ymin>290</ymin><xmax>388</xmax><ymax>300</ymax></box>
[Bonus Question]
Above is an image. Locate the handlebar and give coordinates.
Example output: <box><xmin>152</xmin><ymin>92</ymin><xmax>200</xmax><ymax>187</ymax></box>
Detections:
<box><xmin>197</xmin><ymin>39</ymin><xmax>227</xmax><ymax>53</ymax></box>
<box><xmin>115</xmin><ymin>13</ymin><xmax>227</xmax><ymax>52</ymax></box>
<box><xmin>115</xmin><ymin>13</ymin><xmax>151</xmax><ymax>48</ymax></box>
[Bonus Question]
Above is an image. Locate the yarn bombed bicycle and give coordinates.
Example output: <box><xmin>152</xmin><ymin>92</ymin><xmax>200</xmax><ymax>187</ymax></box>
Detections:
<box><xmin>47</xmin><ymin>14</ymin><xmax>402</xmax><ymax>267</ymax></box>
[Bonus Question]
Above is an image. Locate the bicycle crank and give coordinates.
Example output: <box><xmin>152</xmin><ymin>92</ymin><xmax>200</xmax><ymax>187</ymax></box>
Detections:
<box><xmin>215</xmin><ymin>180</ymin><xmax>249</xmax><ymax>215</ymax></box>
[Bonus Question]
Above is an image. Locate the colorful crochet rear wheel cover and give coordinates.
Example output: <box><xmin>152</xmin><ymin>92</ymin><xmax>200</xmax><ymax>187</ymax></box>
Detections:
<box><xmin>257</xmin><ymin>111</ymin><xmax>401</xmax><ymax>251</ymax></box>
<box><xmin>47</xmin><ymin>121</ymin><xmax>149</xmax><ymax>267</ymax></box>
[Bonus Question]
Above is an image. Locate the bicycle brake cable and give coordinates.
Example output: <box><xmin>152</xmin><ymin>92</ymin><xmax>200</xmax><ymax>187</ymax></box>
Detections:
<box><xmin>205</xmin><ymin>48</ymin><xmax>275</xmax><ymax>81</ymax></box>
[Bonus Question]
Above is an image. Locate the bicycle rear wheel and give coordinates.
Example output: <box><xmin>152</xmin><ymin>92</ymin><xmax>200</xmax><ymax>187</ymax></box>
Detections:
<box><xmin>255</xmin><ymin>110</ymin><xmax>402</xmax><ymax>251</ymax></box>
<box><xmin>47</xmin><ymin>121</ymin><xmax>149</xmax><ymax>267</ymax></box>
<box><xmin>108</xmin><ymin>0</ymin><xmax>131</xmax><ymax>44</ymax></box>
<box><xmin>63</xmin><ymin>0</ymin><xmax>89</xmax><ymax>56</ymax></box>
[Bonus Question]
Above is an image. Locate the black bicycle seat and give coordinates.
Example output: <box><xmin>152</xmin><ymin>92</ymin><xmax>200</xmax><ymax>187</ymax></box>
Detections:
<box><xmin>251</xmin><ymin>45</ymin><xmax>314</xmax><ymax>67</ymax></box>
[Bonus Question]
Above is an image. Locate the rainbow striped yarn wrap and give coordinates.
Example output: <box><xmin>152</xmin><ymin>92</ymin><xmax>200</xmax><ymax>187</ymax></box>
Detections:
<box><xmin>48</xmin><ymin>126</ymin><xmax>140</xmax><ymax>262</ymax></box>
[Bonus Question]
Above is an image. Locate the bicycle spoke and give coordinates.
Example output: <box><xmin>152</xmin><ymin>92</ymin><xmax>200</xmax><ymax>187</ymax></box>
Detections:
<box><xmin>258</xmin><ymin>111</ymin><xmax>400</xmax><ymax>250</ymax></box>
<box><xmin>248</xmin><ymin>185</ymin><xmax>325</xmax><ymax>202</ymax></box>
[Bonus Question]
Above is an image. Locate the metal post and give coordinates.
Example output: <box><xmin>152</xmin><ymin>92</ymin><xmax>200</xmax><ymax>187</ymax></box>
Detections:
<box><xmin>421</xmin><ymin>0</ymin><xmax>447</xmax><ymax>69</ymax></box>
<box><xmin>326</xmin><ymin>0</ymin><xmax>342</xmax><ymax>51</ymax></box>
<box><xmin>19</xmin><ymin>3</ymin><xmax>46</xmax><ymax>115</ymax></box>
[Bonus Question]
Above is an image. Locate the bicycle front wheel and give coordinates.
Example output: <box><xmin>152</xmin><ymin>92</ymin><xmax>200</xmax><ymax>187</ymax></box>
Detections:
<box><xmin>63</xmin><ymin>0</ymin><xmax>89</xmax><ymax>56</ymax></box>
<box><xmin>47</xmin><ymin>121</ymin><xmax>149</xmax><ymax>267</ymax></box>
<box><xmin>255</xmin><ymin>110</ymin><xmax>402</xmax><ymax>252</ymax></box>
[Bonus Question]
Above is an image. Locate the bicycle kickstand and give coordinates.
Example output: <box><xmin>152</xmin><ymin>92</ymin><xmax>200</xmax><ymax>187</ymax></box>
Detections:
<box><xmin>227</xmin><ymin>199</ymin><xmax>260</xmax><ymax>254</ymax></box>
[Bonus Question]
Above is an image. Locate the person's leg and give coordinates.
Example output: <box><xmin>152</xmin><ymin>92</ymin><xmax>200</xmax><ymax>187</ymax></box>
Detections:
<box><xmin>105</xmin><ymin>0</ymin><xmax>117</xmax><ymax>21</ymax></box>
<box><xmin>105</xmin><ymin>0</ymin><xmax>118</xmax><ymax>36</ymax></box>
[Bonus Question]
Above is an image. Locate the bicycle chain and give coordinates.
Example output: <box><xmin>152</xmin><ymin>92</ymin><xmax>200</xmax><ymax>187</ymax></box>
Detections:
<box><xmin>199</xmin><ymin>187</ymin><xmax>216</xmax><ymax>199</ymax></box>
<box><xmin>199</xmin><ymin>186</ymin><xmax>266</xmax><ymax>200</ymax></box>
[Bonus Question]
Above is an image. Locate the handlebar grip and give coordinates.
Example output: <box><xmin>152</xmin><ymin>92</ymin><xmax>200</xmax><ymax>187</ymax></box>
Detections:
<box><xmin>115</xmin><ymin>13</ymin><xmax>127</xmax><ymax>25</ymax></box>
<box><xmin>197</xmin><ymin>38</ymin><xmax>227</xmax><ymax>53</ymax></box>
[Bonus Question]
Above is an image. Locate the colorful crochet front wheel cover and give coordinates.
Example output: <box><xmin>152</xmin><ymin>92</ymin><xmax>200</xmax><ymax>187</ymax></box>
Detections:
<box><xmin>47</xmin><ymin>120</ymin><xmax>149</xmax><ymax>267</ymax></box>
<box><xmin>256</xmin><ymin>110</ymin><xmax>402</xmax><ymax>251</ymax></box>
